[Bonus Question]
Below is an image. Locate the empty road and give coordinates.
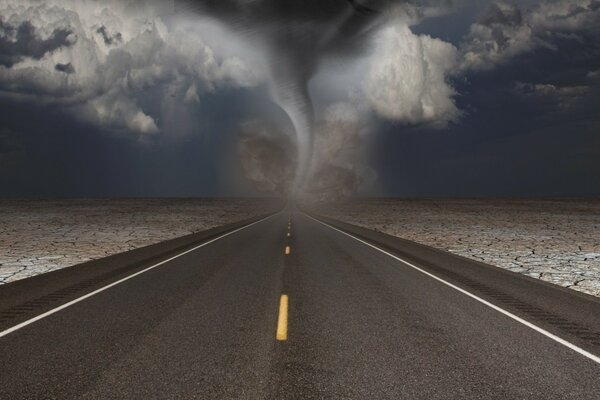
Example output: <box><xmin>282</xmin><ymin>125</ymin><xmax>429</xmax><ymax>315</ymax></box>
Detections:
<box><xmin>1</xmin><ymin>210</ymin><xmax>599</xmax><ymax>399</ymax></box>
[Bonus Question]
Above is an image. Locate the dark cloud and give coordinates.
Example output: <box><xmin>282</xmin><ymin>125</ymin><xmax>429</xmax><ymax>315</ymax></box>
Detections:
<box><xmin>96</xmin><ymin>26</ymin><xmax>122</xmax><ymax>46</ymax></box>
<box><xmin>0</xmin><ymin>93</ymin><xmax>234</xmax><ymax>197</ymax></box>
<box><xmin>546</xmin><ymin>0</ymin><xmax>600</xmax><ymax>26</ymax></box>
<box><xmin>479</xmin><ymin>3</ymin><xmax>522</xmax><ymax>27</ymax></box>
<box><xmin>374</xmin><ymin>103</ymin><xmax>600</xmax><ymax>198</ymax></box>
<box><xmin>55</xmin><ymin>62</ymin><xmax>75</xmax><ymax>74</ymax></box>
<box><xmin>175</xmin><ymin>1</ymin><xmax>389</xmax><ymax>83</ymax></box>
<box><xmin>0</xmin><ymin>19</ymin><xmax>75</xmax><ymax>68</ymax></box>
<box><xmin>459</xmin><ymin>30</ymin><xmax>600</xmax><ymax>132</ymax></box>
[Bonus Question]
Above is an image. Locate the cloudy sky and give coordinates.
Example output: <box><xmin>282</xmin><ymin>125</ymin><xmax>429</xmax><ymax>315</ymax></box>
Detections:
<box><xmin>0</xmin><ymin>0</ymin><xmax>599</xmax><ymax>197</ymax></box>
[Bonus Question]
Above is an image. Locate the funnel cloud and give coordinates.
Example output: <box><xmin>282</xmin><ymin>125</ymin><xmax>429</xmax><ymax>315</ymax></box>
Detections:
<box><xmin>178</xmin><ymin>0</ymin><xmax>389</xmax><ymax>193</ymax></box>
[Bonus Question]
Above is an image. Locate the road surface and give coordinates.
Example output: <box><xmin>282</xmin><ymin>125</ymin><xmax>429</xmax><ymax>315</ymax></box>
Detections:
<box><xmin>1</xmin><ymin>210</ymin><xmax>599</xmax><ymax>399</ymax></box>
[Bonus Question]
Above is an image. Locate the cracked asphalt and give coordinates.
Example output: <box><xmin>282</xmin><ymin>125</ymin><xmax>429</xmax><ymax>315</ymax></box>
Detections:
<box><xmin>1</xmin><ymin>210</ymin><xmax>599</xmax><ymax>399</ymax></box>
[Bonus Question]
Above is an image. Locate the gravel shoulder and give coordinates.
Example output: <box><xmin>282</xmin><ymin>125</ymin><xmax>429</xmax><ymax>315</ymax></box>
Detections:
<box><xmin>306</xmin><ymin>199</ymin><xmax>600</xmax><ymax>297</ymax></box>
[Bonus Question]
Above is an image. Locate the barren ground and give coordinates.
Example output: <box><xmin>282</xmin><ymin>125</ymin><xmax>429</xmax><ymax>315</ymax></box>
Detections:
<box><xmin>0</xmin><ymin>199</ymin><xmax>281</xmax><ymax>284</ymax></box>
<box><xmin>308</xmin><ymin>199</ymin><xmax>600</xmax><ymax>297</ymax></box>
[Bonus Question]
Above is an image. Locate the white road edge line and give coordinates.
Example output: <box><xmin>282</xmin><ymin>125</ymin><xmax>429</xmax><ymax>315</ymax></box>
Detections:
<box><xmin>307</xmin><ymin>214</ymin><xmax>600</xmax><ymax>365</ymax></box>
<box><xmin>0</xmin><ymin>214</ymin><xmax>277</xmax><ymax>339</ymax></box>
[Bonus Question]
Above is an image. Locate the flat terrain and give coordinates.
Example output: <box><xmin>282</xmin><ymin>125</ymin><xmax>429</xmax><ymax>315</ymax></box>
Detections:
<box><xmin>0</xmin><ymin>199</ymin><xmax>280</xmax><ymax>284</ymax></box>
<box><xmin>1</xmin><ymin>210</ymin><xmax>599</xmax><ymax>399</ymax></box>
<box><xmin>307</xmin><ymin>199</ymin><xmax>600</xmax><ymax>297</ymax></box>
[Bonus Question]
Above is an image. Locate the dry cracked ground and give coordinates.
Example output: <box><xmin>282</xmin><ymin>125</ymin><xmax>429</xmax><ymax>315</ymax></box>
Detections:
<box><xmin>0</xmin><ymin>199</ymin><xmax>280</xmax><ymax>284</ymax></box>
<box><xmin>308</xmin><ymin>199</ymin><xmax>600</xmax><ymax>298</ymax></box>
<box><xmin>1</xmin><ymin>199</ymin><xmax>599</xmax><ymax>298</ymax></box>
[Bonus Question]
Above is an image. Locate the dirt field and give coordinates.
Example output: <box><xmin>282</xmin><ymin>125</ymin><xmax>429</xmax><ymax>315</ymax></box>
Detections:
<box><xmin>0</xmin><ymin>199</ymin><xmax>281</xmax><ymax>284</ymax></box>
<box><xmin>307</xmin><ymin>199</ymin><xmax>600</xmax><ymax>297</ymax></box>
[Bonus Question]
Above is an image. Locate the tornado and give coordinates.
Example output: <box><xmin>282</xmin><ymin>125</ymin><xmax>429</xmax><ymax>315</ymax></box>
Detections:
<box><xmin>271</xmin><ymin>79</ymin><xmax>314</xmax><ymax>193</ymax></box>
<box><xmin>175</xmin><ymin>0</ymin><xmax>387</xmax><ymax>194</ymax></box>
<box><xmin>268</xmin><ymin>52</ymin><xmax>316</xmax><ymax>193</ymax></box>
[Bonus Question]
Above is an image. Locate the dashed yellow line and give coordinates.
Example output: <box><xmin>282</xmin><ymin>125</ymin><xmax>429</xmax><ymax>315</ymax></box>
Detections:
<box><xmin>285</xmin><ymin>245</ymin><xmax>291</xmax><ymax>255</ymax></box>
<box><xmin>276</xmin><ymin>295</ymin><xmax>289</xmax><ymax>341</ymax></box>
<box><xmin>287</xmin><ymin>232</ymin><xmax>291</xmax><ymax>237</ymax></box>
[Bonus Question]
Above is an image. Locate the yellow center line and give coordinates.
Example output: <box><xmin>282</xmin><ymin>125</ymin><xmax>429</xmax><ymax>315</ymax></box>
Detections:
<box><xmin>287</xmin><ymin>232</ymin><xmax>291</xmax><ymax>237</ymax></box>
<box><xmin>285</xmin><ymin>245</ymin><xmax>291</xmax><ymax>255</ymax></box>
<box><xmin>276</xmin><ymin>295</ymin><xmax>289</xmax><ymax>341</ymax></box>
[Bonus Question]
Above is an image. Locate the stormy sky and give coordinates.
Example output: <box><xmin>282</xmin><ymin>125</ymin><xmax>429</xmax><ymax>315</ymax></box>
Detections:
<box><xmin>0</xmin><ymin>0</ymin><xmax>599</xmax><ymax>197</ymax></box>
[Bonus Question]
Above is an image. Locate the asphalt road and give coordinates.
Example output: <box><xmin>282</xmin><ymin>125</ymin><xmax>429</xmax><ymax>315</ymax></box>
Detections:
<box><xmin>1</xmin><ymin>210</ymin><xmax>599</xmax><ymax>399</ymax></box>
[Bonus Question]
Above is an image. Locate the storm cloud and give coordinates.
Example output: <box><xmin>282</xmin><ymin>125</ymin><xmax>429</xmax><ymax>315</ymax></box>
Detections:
<box><xmin>0</xmin><ymin>0</ymin><xmax>262</xmax><ymax>135</ymax></box>
<box><xmin>461</xmin><ymin>0</ymin><xmax>600</xmax><ymax>71</ymax></box>
<box><xmin>0</xmin><ymin>19</ymin><xmax>74</xmax><ymax>67</ymax></box>
<box><xmin>1</xmin><ymin>0</ymin><xmax>599</xmax><ymax>198</ymax></box>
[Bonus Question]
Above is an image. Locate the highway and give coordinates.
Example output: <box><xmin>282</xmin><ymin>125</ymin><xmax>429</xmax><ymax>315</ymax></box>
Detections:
<box><xmin>1</xmin><ymin>210</ymin><xmax>599</xmax><ymax>399</ymax></box>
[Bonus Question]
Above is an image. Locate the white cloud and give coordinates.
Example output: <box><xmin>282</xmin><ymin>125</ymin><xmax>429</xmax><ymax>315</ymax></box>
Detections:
<box><xmin>0</xmin><ymin>0</ymin><xmax>262</xmax><ymax>135</ymax></box>
<box><xmin>364</xmin><ymin>22</ymin><xmax>460</xmax><ymax>125</ymax></box>
<box><xmin>460</xmin><ymin>0</ymin><xmax>600</xmax><ymax>71</ymax></box>
<box><xmin>87</xmin><ymin>93</ymin><xmax>160</xmax><ymax>134</ymax></box>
